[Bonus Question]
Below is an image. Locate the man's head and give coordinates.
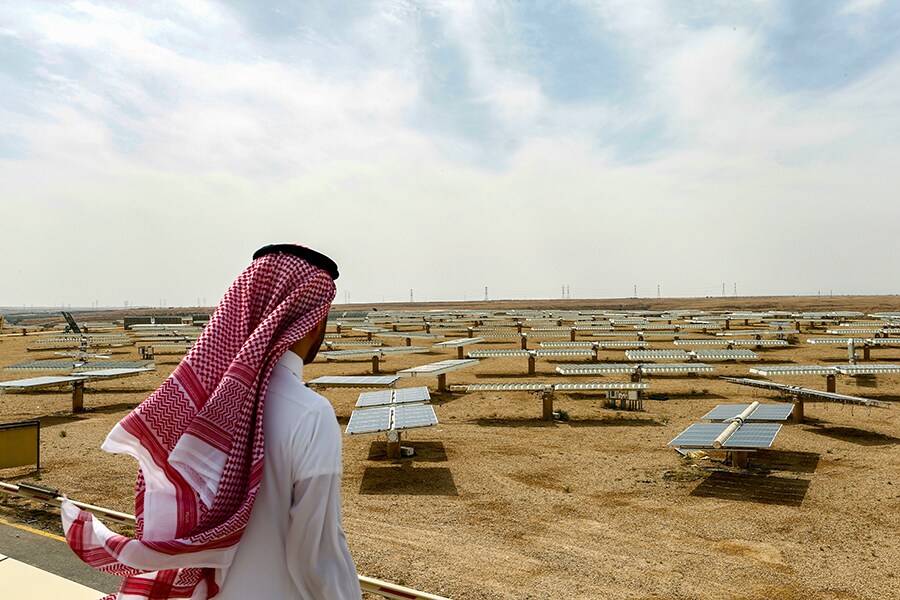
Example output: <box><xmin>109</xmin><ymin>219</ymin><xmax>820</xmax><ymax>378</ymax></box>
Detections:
<box><xmin>289</xmin><ymin>316</ymin><xmax>328</xmax><ymax>364</ymax></box>
<box><xmin>250</xmin><ymin>243</ymin><xmax>338</xmax><ymax>365</ymax></box>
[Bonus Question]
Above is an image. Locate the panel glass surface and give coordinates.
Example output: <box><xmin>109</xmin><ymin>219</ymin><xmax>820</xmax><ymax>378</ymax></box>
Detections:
<box><xmin>355</xmin><ymin>390</ymin><xmax>393</xmax><ymax>408</ymax></box>
<box><xmin>702</xmin><ymin>404</ymin><xmax>794</xmax><ymax>422</ymax></box>
<box><xmin>345</xmin><ymin>407</ymin><xmax>392</xmax><ymax>434</ymax></box>
<box><xmin>393</xmin><ymin>405</ymin><xmax>438</xmax><ymax>430</ymax></box>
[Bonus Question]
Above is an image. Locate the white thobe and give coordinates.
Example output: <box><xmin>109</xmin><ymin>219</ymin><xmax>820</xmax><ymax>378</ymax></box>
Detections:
<box><xmin>216</xmin><ymin>350</ymin><xmax>361</xmax><ymax>600</ymax></box>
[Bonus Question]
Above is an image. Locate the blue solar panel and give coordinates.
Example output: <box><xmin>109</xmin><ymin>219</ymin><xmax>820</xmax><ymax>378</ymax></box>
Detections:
<box><xmin>701</xmin><ymin>404</ymin><xmax>794</xmax><ymax>422</ymax></box>
<box><xmin>669</xmin><ymin>423</ymin><xmax>781</xmax><ymax>449</ymax></box>
<box><xmin>393</xmin><ymin>405</ymin><xmax>438</xmax><ymax>430</ymax></box>
<box><xmin>345</xmin><ymin>407</ymin><xmax>392</xmax><ymax>434</ymax></box>
<box><xmin>724</xmin><ymin>423</ymin><xmax>782</xmax><ymax>448</ymax></box>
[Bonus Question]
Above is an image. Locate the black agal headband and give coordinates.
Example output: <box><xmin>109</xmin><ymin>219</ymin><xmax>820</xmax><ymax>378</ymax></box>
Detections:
<box><xmin>252</xmin><ymin>244</ymin><xmax>340</xmax><ymax>280</ymax></box>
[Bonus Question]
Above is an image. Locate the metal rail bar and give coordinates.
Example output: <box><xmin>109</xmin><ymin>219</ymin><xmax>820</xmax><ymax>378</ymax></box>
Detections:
<box><xmin>0</xmin><ymin>480</ymin><xmax>450</xmax><ymax>600</ymax></box>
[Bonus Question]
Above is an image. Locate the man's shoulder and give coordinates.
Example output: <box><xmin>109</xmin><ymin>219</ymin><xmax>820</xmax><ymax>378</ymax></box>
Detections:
<box><xmin>267</xmin><ymin>364</ymin><xmax>336</xmax><ymax>418</ymax></box>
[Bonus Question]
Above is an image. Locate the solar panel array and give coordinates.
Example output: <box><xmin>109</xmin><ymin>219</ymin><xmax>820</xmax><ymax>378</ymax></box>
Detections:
<box><xmin>625</xmin><ymin>350</ymin><xmax>691</xmax><ymax>361</ymax></box>
<box><xmin>556</xmin><ymin>364</ymin><xmax>636</xmax><ymax>375</ymax></box>
<box><xmin>691</xmin><ymin>349</ymin><xmax>759</xmax><ymax>361</ymax></box>
<box><xmin>4</xmin><ymin>361</ymin><xmax>151</xmax><ymax>372</ymax></box>
<box><xmin>720</xmin><ymin>377</ymin><xmax>891</xmax><ymax>407</ymax></box>
<box><xmin>834</xmin><ymin>364</ymin><xmax>900</xmax><ymax>375</ymax></box>
<box><xmin>533</xmin><ymin>349</ymin><xmax>594</xmax><ymax>357</ymax></box>
<box><xmin>468</xmin><ymin>349</ymin><xmax>530</xmax><ymax>358</ymax></box>
<box><xmin>356</xmin><ymin>387</ymin><xmax>431</xmax><ymax>408</ymax></box>
<box><xmin>750</xmin><ymin>365</ymin><xmax>836</xmax><ymax>376</ymax></box>
<box><xmin>392</xmin><ymin>405</ymin><xmax>439</xmax><ymax>430</ymax></box>
<box><xmin>308</xmin><ymin>375</ymin><xmax>399</xmax><ymax>388</ymax></box>
<box><xmin>640</xmin><ymin>363</ymin><xmax>714</xmax><ymax>374</ymax></box>
<box><xmin>463</xmin><ymin>381</ymin><xmax>648</xmax><ymax>393</ymax></box>
<box><xmin>397</xmin><ymin>359</ymin><xmax>479</xmax><ymax>377</ymax></box>
<box><xmin>701</xmin><ymin>404</ymin><xmax>794</xmax><ymax>422</ymax></box>
<box><xmin>433</xmin><ymin>337</ymin><xmax>485</xmax><ymax>348</ymax></box>
<box><xmin>669</xmin><ymin>423</ymin><xmax>782</xmax><ymax>449</ymax></box>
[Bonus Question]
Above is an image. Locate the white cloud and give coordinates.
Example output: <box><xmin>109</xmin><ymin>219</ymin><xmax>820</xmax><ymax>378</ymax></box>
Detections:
<box><xmin>1</xmin><ymin>1</ymin><xmax>899</xmax><ymax>305</ymax></box>
<box><xmin>840</xmin><ymin>0</ymin><xmax>885</xmax><ymax>17</ymax></box>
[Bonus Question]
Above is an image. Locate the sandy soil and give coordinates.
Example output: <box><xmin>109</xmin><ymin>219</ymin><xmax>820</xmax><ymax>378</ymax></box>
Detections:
<box><xmin>1</xmin><ymin>297</ymin><xmax>899</xmax><ymax>599</ymax></box>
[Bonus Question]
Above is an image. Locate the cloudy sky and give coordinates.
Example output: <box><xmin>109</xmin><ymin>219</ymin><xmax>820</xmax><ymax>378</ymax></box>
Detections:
<box><xmin>2</xmin><ymin>1</ymin><xmax>899</xmax><ymax>308</ymax></box>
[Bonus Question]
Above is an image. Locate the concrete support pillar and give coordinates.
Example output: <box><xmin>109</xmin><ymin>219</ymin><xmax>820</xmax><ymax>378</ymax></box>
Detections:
<box><xmin>570</xmin><ymin>328</ymin><xmax>577</xmax><ymax>342</ymax></box>
<box><xmin>405</xmin><ymin>337</ymin><xmax>412</xmax><ymax>346</ymax></box>
<box><xmin>792</xmin><ymin>397</ymin><xmax>804</xmax><ymax>424</ymax></box>
<box><xmin>372</xmin><ymin>355</ymin><xmax>381</xmax><ymax>374</ymax></box>
<box><xmin>425</xmin><ymin>323</ymin><xmax>431</xmax><ymax>333</ymax></box>
<box><xmin>528</xmin><ymin>354</ymin><xmax>536</xmax><ymax>375</ymax></box>
<box><xmin>725</xmin><ymin>319</ymin><xmax>730</xmax><ymax>330</ymax></box>
<box><xmin>457</xmin><ymin>346</ymin><xmax>464</xmax><ymax>360</ymax></box>
<box><xmin>630</xmin><ymin>370</ymin><xmax>642</xmax><ymax>384</ymax></box>
<box><xmin>516</xmin><ymin>323</ymin><xmax>523</xmax><ymax>334</ymax></box>
<box><xmin>366</xmin><ymin>332</ymin><xmax>373</xmax><ymax>341</ymax></box>
<box><xmin>863</xmin><ymin>344</ymin><xmax>871</xmax><ymax>360</ymax></box>
<box><xmin>732</xmin><ymin>451</ymin><xmax>749</xmax><ymax>469</ymax></box>
<box><xmin>437</xmin><ymin>373</ymin><xmax>447</xmax><ymax>393</ymax></box>
<box><xmin>541</xmin><ymin>391</ymin><xmax>554</xmax><ymax>421</ymax></box>
<box><xmin>386</xmin><ymin>431</ymin><xmax>401</xmax><ymax>459</ymax></box>
<box><xmin>72</xmin><ymin>381</ymin><xmax>85</xmax><ymax>413</ymax></box>
<box><xmin>336</xmin><ymin>324</ymin><xmax>342</xmax><ymax>334</ymax></box>
<box><xmin>467</xmin><ymin>327</ymin><xmax>474</xmax><ymax>339</ymax></box>
<box><xmin>826</xmin><ymin>374</ymin><xmax>836</xmax><ymax>393</ymax></box>
<box><xmin>520</xmin><ymin>334</ymin><xmax>528</xmax><ymax>350</ymax></box>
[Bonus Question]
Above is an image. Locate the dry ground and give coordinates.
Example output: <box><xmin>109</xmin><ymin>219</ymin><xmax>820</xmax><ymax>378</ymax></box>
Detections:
<box><xmin>1</xmin><ymin>297</ymin><xmax>899</xmax><ymax>599</ymax></box>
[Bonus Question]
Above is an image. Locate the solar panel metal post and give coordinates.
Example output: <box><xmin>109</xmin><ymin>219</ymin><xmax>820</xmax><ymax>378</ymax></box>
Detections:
<box><xmin>528</xmin><ymin>354</ymin><xmax>536</xmax><ymax>375</ymax></box>
<box><xmin>724</xmin><ymin>319</ymin><xmax>730</xmax><ymax>330</ymax></box>
<box><xmin>848</xmin><ymin>340</ymin><xmax>857</xmax><ymax>364</ymax></box>
<box><xmin>792</xmin><ymin>393</ymin><xmax>805</xmax><ymax>424</ymax></box>
<box><xmin>386</xmin><ymin>431</ymin><xmax>401</xmax><ymax>459</ymax></box>
<box><xmin>542</xmin><ymin>390</ymin><xmax>554</xmax><ymax>421</ymax></box>
<box><xmin>72</xmin><ymin>381</ymin><xmax>85</xmax><ymax>413</ymax></box>
<box><xmin>372</xmin><ymin>355</ymin><xmax>381</xmax><ymax>374</ymax></box>
<box><xmin>521</xmin><ymin>334</ymin><xmax>528</xmax><ymax>350</ymax></box>
<box><xmin>826</xmin><ymin>374</ymin><xmax>836</xmax><ymax>393</ymax></box>
<box><xmin>570</xmin><ymin>328</ymin><xmax>577</xmax><ymax>342</ymax></box>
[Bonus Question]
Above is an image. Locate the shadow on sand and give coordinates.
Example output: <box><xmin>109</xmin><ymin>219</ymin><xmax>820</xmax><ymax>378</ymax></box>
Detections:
<box><xmin>359</xmin><ymin>464</ymin><xmax>458</xmax><ymax>496</ymax></box>
<box><xmin>752</xmin><ymin>449</ymin><xmax>820</xmax><ymax>474</ymax></box>
<box><xmin>690</xmin><ymin>471</ymin><xmax>810</xmax><ymax>507</ymax></box>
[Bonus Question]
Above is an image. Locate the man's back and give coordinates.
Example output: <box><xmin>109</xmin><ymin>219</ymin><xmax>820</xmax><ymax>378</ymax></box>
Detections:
<box><xmin>216</xmin><ymin>351</ymin><xmax>360</xmax><ymax>599</ymax></box>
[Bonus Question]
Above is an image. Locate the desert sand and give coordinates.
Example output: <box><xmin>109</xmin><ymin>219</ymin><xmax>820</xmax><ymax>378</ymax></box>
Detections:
<box><xmin>1</xmin><ymin>296</ymin><xmax>898</xmax><ymax>599</ymax></box>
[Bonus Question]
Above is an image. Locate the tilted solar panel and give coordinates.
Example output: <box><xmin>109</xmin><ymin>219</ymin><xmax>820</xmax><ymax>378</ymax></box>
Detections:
<box><xmin>701</xmin><ymin>404</ymin><xmax>794</xmax><ymax>422</ymax></box>
<box><xmin>345</xmin><ymin>407</ymin><xmax>392</xmax><ymax>435</ymax></box>
<box><xmin>669</xmin><ymin>422</ymin><xmax>781</xmax><ymax>449</ymax></box>
<box><xmin>393</xmin><ymin>387</ymin><xmax>432</xmax><ymax>404</ymax></box>
<box><xmin>355</xmin><ymin>390</ymin><xmax>393</xmax><ymax>408</ymax></box>
<box><xmin>465</xmin><ymin>383</ymin><xmax>549</xmax><ymax>392</ymax></box>
<box><xmin>308</xmin><ymin>375</ymin><xmax>399</xmax><ymax>388</ymax></box>
<box><xmin>393</xmin><ymin>405</ymin><xmax>438</xmax><ymax>430</ymax></box>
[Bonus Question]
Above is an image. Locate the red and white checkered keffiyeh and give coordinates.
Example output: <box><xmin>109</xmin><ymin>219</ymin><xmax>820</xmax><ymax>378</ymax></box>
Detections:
<box><xmin>61</xmin><ymin>252</ymin><xmax>336</xmax><ymax>599</ymax></box>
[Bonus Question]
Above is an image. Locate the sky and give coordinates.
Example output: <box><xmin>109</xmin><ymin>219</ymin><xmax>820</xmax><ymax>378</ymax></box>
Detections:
<box><xmin>1</xmin><ymin>0</ymin><xmax>899</xmax><ymax>308</ymax></box>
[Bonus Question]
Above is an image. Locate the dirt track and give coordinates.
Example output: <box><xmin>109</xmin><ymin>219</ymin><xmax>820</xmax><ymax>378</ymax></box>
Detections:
<box><xmin>1</xmin><ymin>297</ymin><xmax>898</xmax><ymax>599</ymax></box>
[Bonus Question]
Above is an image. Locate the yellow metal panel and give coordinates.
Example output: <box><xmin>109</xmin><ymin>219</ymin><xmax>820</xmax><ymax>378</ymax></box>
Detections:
<box><xmin>0</xmin><ymin>425</ymin><xmax>39</xmax><ymax>469</ymax></box>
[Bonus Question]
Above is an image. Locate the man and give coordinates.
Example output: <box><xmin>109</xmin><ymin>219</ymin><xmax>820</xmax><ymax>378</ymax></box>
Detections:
<box><xmin>62</xmin><ymin>244</ymin><xmax>361</xmax><ymax>599</ymax></box>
